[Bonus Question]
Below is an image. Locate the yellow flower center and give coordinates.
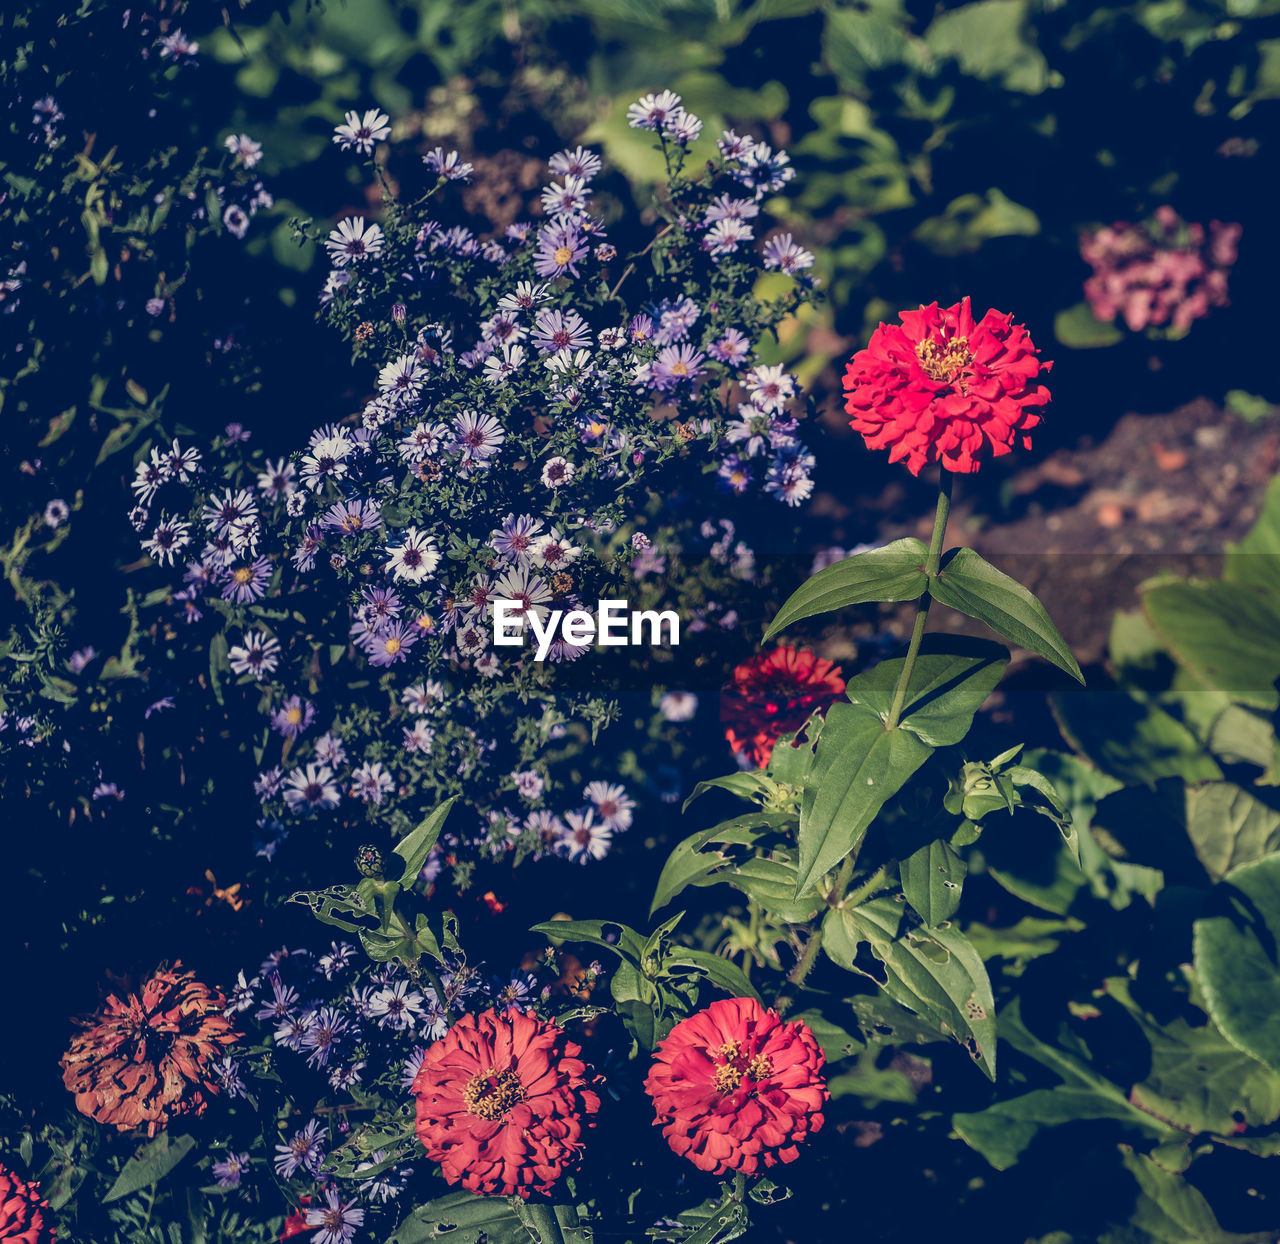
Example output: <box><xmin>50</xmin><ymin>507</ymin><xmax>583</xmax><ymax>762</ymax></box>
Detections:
<box><xmin>916</xmin><ymin>335</ymin><xmax>973</xmax><ymax>385</ymax></box>
<box><xmin>554</xmin><ymin>245</ymin><xmax>573</xmax><ymax>266</ymax></box>
<box><xmin>711</xmin><ymin>1042</ymin><xmax>772</xmax><ymax>1095</ymax></box>
<box><xmin>671</xmin><ymin>361</ymin><xmax>688</xmax><ymax>376</ymax></box>
<box><xmin>233</xmin><ymin>566</ymin><xmax>253</xmax><ymax>584</ymax></box>
<box><xmin>286</xmin><ymin>706</ymin><xmax>303</xmax><ymax>725</ymax></box>
<box><xmin>463</xmin><ymin>1068</ymin><xmax>526</xmax><ymax>1120</ymax></box>
<box><xmin>384</xmin><ymin>637</ymin><xmax>402</xmax><ymax>656</ymax></box>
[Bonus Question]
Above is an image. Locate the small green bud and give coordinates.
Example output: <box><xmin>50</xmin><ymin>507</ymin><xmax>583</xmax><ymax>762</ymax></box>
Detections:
<box><xmin>354</xmin><ymin>843</ymin><xmax>385</xmax><ymax>878</ymax></box>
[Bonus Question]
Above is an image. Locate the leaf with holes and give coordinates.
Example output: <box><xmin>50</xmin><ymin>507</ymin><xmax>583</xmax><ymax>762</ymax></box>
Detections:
<box><xmin>822</xmin><ymin>897</ymin><xmax>997</xmax><ymax>1078</ymax></box>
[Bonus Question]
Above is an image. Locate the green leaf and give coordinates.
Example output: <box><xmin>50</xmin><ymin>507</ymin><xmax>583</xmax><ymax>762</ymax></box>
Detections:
<box><xmin>1143</xmin><ymin>575</ymin><xmax>1280</xmax><ymax>710</ymax></box>
<box><xmin>1104</xmin><ymin>976</ymin><xmax>1280</xmax><ymax>1136</ymax></box>
<box><xmin>1224</xmin><ymin>476</ymin><xmax>1280</xmax><ymax>589</ymax></box>
<box><xmin>103</xmin><ymin>1135</ymin><xmax>196</xmax><ymax>1203</ymax></box>
<box><xmin>899</xmin><ymin>838</ymin><xmax>967</xmax><ymax>925</ymax></box>
<box><xmin>796</xmin><ymin>702</ymin><xmax>932</xmax><ymax>895</ymax></box>
<box><xmin>393</xmin><ymin>797</ymin><xmax>457</xmax><ymax>885</ymax></box>
<box><xmin>650</xmin><ymin>814</ymin><xmax>784</xmax><ymax>915</ymax></box>
<box><xmin>1183</xmin><ymin>783</ymin><xmax>1280</xmax><ymax>882</ymax></box>
<box><xmin>823</xmin><ymin>897</ymin><xmax>997</xmax><ymax>1077</ymax></box>
<box><xmin>384</xmin><ymin>1190</ymin><xmax>527</xmax><ymax>1243</ymax></box>
<box><xmin>682</xmin><ymin>772</ymin><xmax>769</xmax><ymax>813</ymax></box>
<box><xmin>1054</xmin><ymin>300</ymin><xmax>1124</xmax><ymax>349</ymax></box>
<box><xmin>925</xmin><ymin>0</ymin><xmax>1050</xmax><ymax>93</ymax></box>
<box><xmin>952</xmin><ymin>1000</ymin><xmax>1176</xmax><ymax>1169</ymax></box>
<box><xmin>845</xmin><ymin>634</ymin><xmax>1010</xmax><ymax>746</ymax></box>
<box><xmin>1112</xmin><ymin>1147</ymin><xmax>1277</xmax><ymax>1244</ymax></box>
<box><xmin>930</xmin><ymin>547</ymin><xmax>1083</xmax><ymax>683</ymax></box>
<box><xmin>667</xmin><ymin>948</ymin><xmax>763</xmax><ymax>1003</ymax></box>
<box><xmin>762</xmin><ymin>537</ymin><xmax>929</xmax><ymax>640</ymax></box>
<box><xmin>1194</xmin><ymin>855</ymin><xmax>1280</xmax><ymax>1074</ymax></box>
<box><xmin>530</xmin><ymin>919</ymin><xmax>646</xmax><ymax>966</ymax></box>
<box><xmin>1050</xmin><ymin>690</ymin><xmax>1223</xmax><ymax>787</ymax></box>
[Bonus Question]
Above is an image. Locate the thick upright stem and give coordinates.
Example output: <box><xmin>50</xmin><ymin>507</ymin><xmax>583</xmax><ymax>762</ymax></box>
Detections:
<box><xmin>885</xmin><ymin>470</ymin><xmax>953</xmax><ymax>731</ymax></box>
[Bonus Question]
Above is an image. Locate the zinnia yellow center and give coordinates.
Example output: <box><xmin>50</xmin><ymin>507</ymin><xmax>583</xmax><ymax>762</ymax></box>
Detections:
<box><xmin>463</xmin><ymin>1068</ymin><xmax>526</xmax><ymax>1120</ymax></box>
<box><xmin>554</xmin><ymin>245</ymin><xmax>573</xmax><ymax>266</ymax></box>
<box><xmin>916</xmin><ymin>335</ymin><xmax>973</xmax><ymax>385</ymax></box>
<box><xmin>712</xmin><ymin>1042</ymin><xmax>772</xmax><ymax>1094</ymax></box>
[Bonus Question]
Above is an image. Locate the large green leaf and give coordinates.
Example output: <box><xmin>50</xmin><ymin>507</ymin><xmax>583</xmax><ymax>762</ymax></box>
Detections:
<box><xmin>1142</xmin><ymin>576</ymin><xmax>1280</xmax><ymax>711</ymax></box>
<box><xmin>845</xmin><ymin>634</ymin><xmax>1009</xmax><ymax>746</ymax></box>
<box><xmin>1110</xmin><ymin>1148</ymin><xmax>1277</xmax><ymax>1244</ymax></box>
<box><xmin>930</xmin><ymin>547</ymin><xmax>1083</xmax><ymax>683</ymax></box>
<box><xmin>1105</xmin><ymin>977</ymin><xmax>1280</xmax><ymax>1136</ymax></box>
<box><xmin>1194</xmin><ymin>855</ymin><xmax>1280</xmax><ymax>1074</ymax></box>
<box><xmin>953</xmin><ymin>1001</ymin><xmax>1176</xmax><ymax>1169</ymax></box>
<box><xmin>1051</xmin><ymin>690</ymin><xmax>1223</xmax><ymax>787</ymax></box>
<box><xmin>823</xmin><ymin>897</ymin><xmax>997</xmax><ymax>1077</ymax></box>
<box><xmin>1224</xmin><ymin>476</ymin><xmax>1280</xmax><ymax>591</ymax></box>
<box><xmin>649</xmin><ymin>814</ymin><xmax>783</xmax><ymax>915</ymax></box>
<box><xmin>762</xmin><ymin>537</ymin><xmax>929</xmax><ymax>641</ymax></box>
<box><xmin>393</xmin><ymin>797</ymin><xmax>457</xmax><ymax>885</ymax></box>
<box><xmin>1183</xmin><ymin>783</ymin><xmax>1280</xmax><ymax>882</ymax></box>
<box><xmin>924</xmin><ymin>0</ymin><xmax>1050</xmax><ymax>93</ymax></box>
<box><xmin>899</xmin><ymin>838</ymin><xmax>966</xmax><ymax>925</ymax></box>
<box><xmin>384</xmin><ymin>1190</ymin><xmax>527</xmax><ymax>1243</ymax></box>
<box><xmin>103</xmin><ymin>1135</ymin><xmax>196</xmax><ymax>1203</ymax></box>
<box><xmin>796</xmin><ymin>702</ymin><xmax>932</xmax><ymax>895</ymax></box>
<box><xmin>1053</xmin><ymin>300</ymin><xmax>1124</xmax><ymax>349</ymax></box>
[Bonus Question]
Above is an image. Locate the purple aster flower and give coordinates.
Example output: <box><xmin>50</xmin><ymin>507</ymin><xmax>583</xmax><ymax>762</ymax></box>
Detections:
<box><xmin>68</xmin><ymin>646</ymin><xmax>96</xmax><ymax>674</ymax></box>
<box><xmin>705</xmin><ymin>218</ymin><xmax>755</xmax><ymax>257</ymax></box>
<box><xmin>270</xmin><ymin>695</ymin><xmax>315</xmax><ymax>740</ymax></box>
<box><xmin>362</xmin><ymin>619</ymin><xmax>417</xmax><ymax>667</ymax></box>
<box><xmin>324</xmin><ymin>499</ymin><xmax>382</xmax><ymax>535</ymax></box>
<box><xmin>651</xmin><ymin>344</ymin><xmax>706</xmax><ymax>391</ymax></box>
<box><xmin>626</xmin><ymin>90</ymin><xmax>683</xmax><ymax>131</ymax></box>
<box><xmin>549</xmin><ymin>146</ymin><xmax>603</xmax><ymax>181</ymax></box>
<box><xmin>307</xmin><ymin>1187</ymin><xmax>365</xmax><ymax>1244</ymax></box>
<box><xmin>423</xmin><ymin>146</ymin><xmax>474</xmax><ymax>181</ymax></box>
<box><xmin>490</xmin><ymin>513</ymin><xmax>544</xmax><ymax>564</ymax></box>
<box><xmin>534</xmin><ymin>222</ymin><xmax>588</xmax><ymax>279</ymax></box>
<box><xmin>282</xmin><ymin>763</ymin><xmax>341</xmax><ymax>812</ymax></box>
<box><xmin>212</xmin><ymin>1152</ymin><xmax>250</xmax><ymax>1189</ymax></box>
<box><xmin>450</xmin><ymin>411</ymin><xmax>506</xmax><ymax>470</ymax></box>
<box><xmin>221</xmin><ymin>556</ymin><xmax>272</xmax><ymax>604</ymax></box>
<box><xmin>351</xmin><ymin>760</ymin><xmax>395</xmax><ymax>803</ymax></box>
<box><xmin>762</xmin><ymin>231</ymin><xmax>815</xmax><ymax>273</ymax></box>
<box><xmin>718</xmin><ymin>454</ymin><xmax>752</xmax><ymax>493</ymax></box>
<box><xmin>301</xmin><ymin>1005</ymin><xmax>350</xmax><ymax>1069</ymax></box>
<box><xmin>708</xmin><ymin>327</ymin><xmax>751</xmax><ymax>366</ymax></box>
<box><xmin>274</xmin><ymin>1120</ymin><xmax>327</xmax><ymax>1179</ymax></box>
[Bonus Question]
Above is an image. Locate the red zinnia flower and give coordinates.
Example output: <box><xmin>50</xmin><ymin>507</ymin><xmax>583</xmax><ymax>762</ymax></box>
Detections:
<box><xmin>843</xmin><ymin>297</ymin><xmax>1051</xmax><ymax>475</ymax></box>
<box><xmin>645</xmin><ymin>997</ymin><xmax>828</xmax><ymax>1176</ymax></box>
<box><xmin>720</xmin><ymin>645</ymin><xmax>846</xmax><ymax>767</ymax></box>
<box><xmin>0</xmin><ymin>1163</ymin><xmax>55</xmax><ymax>1244</ymax></box>
<box><xmin>60</xmin><ymin>963</ymin><xmax>238</xmax><ymax>1137</ymax></box>
<box><xmin>412</xmin><ymin>1007</ymin><xmax>600</xmax><ymax>1198</ymax></box>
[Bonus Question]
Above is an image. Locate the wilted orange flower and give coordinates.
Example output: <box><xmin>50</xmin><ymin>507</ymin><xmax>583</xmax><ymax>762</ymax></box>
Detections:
<box><xmin>60</xmin><ymin>963</ymin><xmax>237</xmax><ymax>1137</ymax></box>
<box><xmin>645</xmin><ymin>997</ymin><xmax>828</xmax><ymax>1176</ymax></box>
<box><xmin>412</xmin><ymin>1007</ymin><xmax>600</xmax><ymax>1198</ymax></box>
<box><xmin>0</xmin><ymin>1163</ymin><xmax>55</xmax><ymax>1243</ymax></box>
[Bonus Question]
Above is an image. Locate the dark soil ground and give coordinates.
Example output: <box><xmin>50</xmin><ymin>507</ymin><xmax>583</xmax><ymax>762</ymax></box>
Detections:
<box><xmin>814</xmin><ymin>398</ymin><xmax>1279</xmax><ymax>672</ymax></box>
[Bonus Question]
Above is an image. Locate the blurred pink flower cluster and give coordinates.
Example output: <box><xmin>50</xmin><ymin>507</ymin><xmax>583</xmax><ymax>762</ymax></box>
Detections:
<box><xmin>1080</xmin><ymin>206</ymin><xmax>1241</xmax><ymax>333</ymax></box>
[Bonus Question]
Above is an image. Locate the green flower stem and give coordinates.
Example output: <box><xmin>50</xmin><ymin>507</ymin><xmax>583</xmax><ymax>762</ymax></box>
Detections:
<box><xmin>884</xmin><ymin>470</ymin><xmax>954</xmax><ymax>731</ymax></box>
<box><xmin>787</xmin><ymin>925</ymin><xmax>825</xmax><ymax>991</ymax></box>
<box><xmin>840</xmin><ymin>861</ymin><xmax>895</xmax><ymax>911</ymax></box>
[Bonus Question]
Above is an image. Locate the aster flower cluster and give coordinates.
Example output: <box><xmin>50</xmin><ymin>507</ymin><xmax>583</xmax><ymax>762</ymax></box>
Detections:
<box><xmin>131</xmin><ymin>97</ymin><xmax>819</xmax><ymax>875</ymax></box>
<box><xmin>202</xmin><ymin>941</ymin><xmax>603</xmax><ymax>1238</ymax></box>
<box><xmin>1080</xmin><ymin>206</ymin><xmax>1242</xmax><ymax>334</ymax></box>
